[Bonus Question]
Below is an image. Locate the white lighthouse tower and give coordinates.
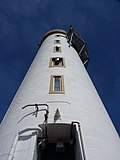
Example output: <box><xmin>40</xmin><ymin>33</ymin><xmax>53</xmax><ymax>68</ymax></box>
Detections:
<box><xmin>0</xmin><ymin>27</ymin><xmax>120</xmax><ymax>160</ymax></box>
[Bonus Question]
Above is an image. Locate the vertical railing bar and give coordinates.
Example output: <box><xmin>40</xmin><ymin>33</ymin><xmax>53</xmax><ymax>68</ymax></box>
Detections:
<box><xmin>71</xmin><ymin>122</ymin><xmax>87</xmax><ymax>160</ymax></box>
<box><xmin>77</xmin><ymin>124</ymin><xmax>87</xmax><ymax>160</ymax></box>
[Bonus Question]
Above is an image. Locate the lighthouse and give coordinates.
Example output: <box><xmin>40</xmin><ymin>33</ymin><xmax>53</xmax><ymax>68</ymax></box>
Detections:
<box><xmin>0</xmin><ymin>27</ymin><xmax>120</xmax><ymax>160</ymax></box>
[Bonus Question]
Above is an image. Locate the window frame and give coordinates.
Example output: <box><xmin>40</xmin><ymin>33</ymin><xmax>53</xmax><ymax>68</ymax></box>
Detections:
<box><xmin>54</xmin><ymin>40</ymin><xmax>61</xmax><ymax>44</ymax></box>
<box><xmin>49</xmin><ymin>57</ymin><xmax>66</xmax><ymax>68</ymax></box>
<box><xmin>53</xmin><ymin>46</ymin><xmax>62</xmax><ymax>52</ymax></box>
<box><xmin>49</xmin><ymin>75</ymin><xmax>65</xmax><ymax>94</ymax></box>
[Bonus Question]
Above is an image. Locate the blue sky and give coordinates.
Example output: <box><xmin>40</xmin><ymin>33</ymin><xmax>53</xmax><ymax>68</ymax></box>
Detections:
<box><xmin>0</xmin><ymin>0</ymin><xmax>120</xmax><ymax>136</ymax></box>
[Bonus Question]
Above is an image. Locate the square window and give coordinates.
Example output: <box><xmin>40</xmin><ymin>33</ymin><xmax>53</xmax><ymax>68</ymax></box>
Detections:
<box><xmin>49</xmin><ymin>57</ymin><xmax>65</xmax><ymax>67</ymax></box>
<box><xmin>49</xmin><ymin>75</ymin><xmax>65</xmax><ymax>94</ymax></box>
<box><xmin>54</xmin><ymin>40</ymin><xmax>61</xmax><ymax>44</ymax></box>
<box><xmin>53</xmin><ymin>46</ymin><xmax>61</xmax><ymax>52</ymax></box>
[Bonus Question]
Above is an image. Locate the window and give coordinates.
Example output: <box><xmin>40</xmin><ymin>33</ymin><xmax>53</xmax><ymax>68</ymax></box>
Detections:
<box><xmin>55</xmin><ymin>35</ymin><xmax>60</xmax><ymax>37</ymax></box>
<box><xmin>49</xmin><ymin>57</ymin><xmax>65</xmax><ymax>67</ymax></box>
<box><xmin>54</xmin><ymin>46</ymin><xmax>61</xmax><ymax>52</ymax></box>
<box><xmin>49</xmin><ymin>75</ymin><xmax>65</xmax><ymax>94</ymax></box>
<box><xmin>54</xmin><ymin>40</ymin><xmax>61</xmax><ymax>44</ymax></box>
<box><xmin>54</xmin><ymin>76</ymin><xmax>61</xmax><ymax>91</ymax></box>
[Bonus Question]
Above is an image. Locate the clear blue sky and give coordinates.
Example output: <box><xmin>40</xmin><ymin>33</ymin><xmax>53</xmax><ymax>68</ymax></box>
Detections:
<box><xmin>0</xmin><ymin>0</ymin><xmax>120</xmax><ymax>136</ymax></box>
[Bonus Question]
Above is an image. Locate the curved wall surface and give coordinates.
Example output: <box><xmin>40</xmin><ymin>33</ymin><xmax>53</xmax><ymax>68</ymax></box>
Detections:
<box><xmin>0</xmin><ymin>30</ymin><xmax>120</xmax><ymax>160</ymax></box>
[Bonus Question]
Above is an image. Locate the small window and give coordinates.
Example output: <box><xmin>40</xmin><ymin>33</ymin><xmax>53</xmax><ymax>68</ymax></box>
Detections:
<box><xmin>54</xmin><ymin>40</ymin><xmax>61</xmax><ymax>44</ymax></box>
<box><xmin>55</xmin><ymin>35</ymin><xmax>60</xmax><ymax>37</ymax></box>
<box><xmin>49</xmin><ymin>57</ymin><xmax>65</xmax><ymax>67</ymax></box>
<box><xmin>54</xmin><ymin>46</ymin><xmax>61</xmax><ymax>52</ymax></box>
<box><xmin>49</xmin><ymin>75</ymin><xmax>65</xmax><ymax>94</ymax></box>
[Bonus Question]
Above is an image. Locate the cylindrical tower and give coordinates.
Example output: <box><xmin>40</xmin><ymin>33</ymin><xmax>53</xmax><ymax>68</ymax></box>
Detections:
<box><xmin>0</xmin><ymin>28</ymin><xmax>120</xmax><ymax>160</ymax></box>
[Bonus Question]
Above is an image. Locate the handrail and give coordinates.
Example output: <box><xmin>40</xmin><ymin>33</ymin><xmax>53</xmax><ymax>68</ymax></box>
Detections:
<box><xmin>8</xmin><ymin>134</ymin><xmax>19</xmax><ymax>160</ymax></box>
<box><xmin>71</xmin><ymin>122</ymin><xmax>87</xmax><ymax>160</ymax></box>
<box><xmin>18</xmin><ymin>108</ymin><xmax>49</xmax><ymax>123</ymax></box>
<box><xmin>22</xmin><ymin>103</ymin><xmax>49</xmax><ymax>110</ymax></box>
<box><xmin>22</xmin><ymin>103</ymin><xmax>49</xmax><ymax>118</ymax></box>
<box><xmin>18</xmin><ymin>127</ymin><xmax>42</xmax><ymax>136</ymax></box>
<box><xmin>8</xmin><ymin>127</ymin><xmax>42</xmax><ymax>160</ymax></box>
<box><xmin>22</xmin><ymin>103</ymin><xmax>49</xmax><ymax>139</ymax></box>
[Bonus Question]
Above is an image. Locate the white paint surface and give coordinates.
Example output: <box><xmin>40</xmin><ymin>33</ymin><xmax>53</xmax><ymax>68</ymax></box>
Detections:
<box><xmin>0</xmin><ymin>30</ymin><xmax>120</xmax><ymax>160</ymax></box>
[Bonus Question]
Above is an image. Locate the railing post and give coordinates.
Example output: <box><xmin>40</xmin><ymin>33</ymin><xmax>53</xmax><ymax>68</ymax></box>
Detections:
<box><xmin>71</xmin><ymin>122</ymin><xmax>87</xmax><ymax>160</ymax></box>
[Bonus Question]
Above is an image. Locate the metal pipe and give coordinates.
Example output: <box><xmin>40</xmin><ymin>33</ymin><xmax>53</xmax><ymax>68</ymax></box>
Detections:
<box><xmin>22</xmin><ymin>103</ymin><xmax>49</xmax><ymax>111</ymax></box>
<box><xmin>71</xmin><ymin>122</ymin><xmax>87</xmax><ymax>160</ymax></box>
<box><xmin>8</xmin><ymin>134</ymin><xmax>19</xmax><ymax>160</ymax></box>
<box><xmin>79</xmin><ymin>44</ymin><xmax>85</xmax><ymax>55</ymax></box>
<box><xmin>77</xmin><ymin>124</ymin><xmax>87</xmax><ymax>160</ymax></box>
<box><xmin>18</xmin><ymin>127</ymin><xmax>42</xmax><ymax>136</ymax></box>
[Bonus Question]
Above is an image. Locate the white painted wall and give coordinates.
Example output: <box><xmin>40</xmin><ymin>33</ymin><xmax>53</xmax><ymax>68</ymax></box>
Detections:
<box><xmin>0</xmin><ymin>30</ymin><xmax>120</xmax><ymax>160</ymax></box>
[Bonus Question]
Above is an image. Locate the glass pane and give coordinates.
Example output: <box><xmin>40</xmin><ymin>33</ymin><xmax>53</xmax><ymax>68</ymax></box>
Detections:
<box><xmin>54</xmin><ymin>76</ymin><xmax>61</xmax><ymax>91</ymax></box>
